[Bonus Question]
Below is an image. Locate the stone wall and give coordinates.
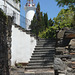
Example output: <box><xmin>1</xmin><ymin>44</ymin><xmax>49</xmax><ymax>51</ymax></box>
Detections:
<box><xmin>55</xmin><ymin>28</ymin><xmax>75</xmax><ymax>75</ymax></box>
<box><xmin>0</xmin><ymin>10</ymin><xmax>12</xmax><ymax>75</ymax></box>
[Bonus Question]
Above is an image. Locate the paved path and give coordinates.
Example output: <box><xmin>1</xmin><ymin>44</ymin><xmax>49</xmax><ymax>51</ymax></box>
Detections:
<box><xmin>11</xmin><ymin>67</ymin><xmax>25</xmax><ymax>75</ymax></box>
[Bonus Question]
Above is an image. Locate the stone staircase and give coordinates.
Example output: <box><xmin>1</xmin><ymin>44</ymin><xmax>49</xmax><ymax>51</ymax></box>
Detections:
<box><xmin>25</xmin><ymin>38</ymin><xmax>56</xmax><ymax>74</ymax></box>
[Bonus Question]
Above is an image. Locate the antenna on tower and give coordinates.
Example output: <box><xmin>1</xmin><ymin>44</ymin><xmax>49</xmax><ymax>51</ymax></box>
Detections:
<box><xmin>29</xmin><ymin>0</ymin><xmax>30</xmax><ymax>4</ymax></box>
<box><xmin>25</xmin><ymin>0</ymin><xmax>35</xmax><ymax>7</ymax></box>
<box><xmin>32</xmin><ymin>0</ymin><xmax>33</xmax><ymax>4</ymax></box>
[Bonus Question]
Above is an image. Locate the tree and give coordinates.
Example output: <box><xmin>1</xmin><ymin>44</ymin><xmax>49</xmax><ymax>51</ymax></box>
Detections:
<box><xmin>30</xmin><ymin>3</ymin><xmax>44</xmax><ymax>38</ymax></box>
<box><xmin>38</xmin><ymin>26</ymin><xmax>56</xmax><ymax>38</ymax></box>
<box><xmin>53</xmin><ymin>8</ymin><xmax>74</xmax><ymax>29</ymax></box>
<box><xmin>30</xmin><ymin>3</ymin><xmax>55</xmax><ymax>39</ymax></box>
<box><xmin>49</xmin><ymin>18</ymin><xmax>54</xmax><ymax>26</ymax></box>
<box><xmin>72</xmin><ymin>14</ymin><xmax>75</xmax><ymax>29</ymax></box>
<box><xmin>39</xmin><ymin>18</ymin><xmax>55</xmax><ymax>39</ymax></box>
<box><xmin>55</xmin><ymin>0</ymin><xmax>75</xmax><ymax>29</ymax></box>
<box><xmin>40</xmin><ymin>12</ymin><xmax>45</xmax><ymax>31</ymax></box>
<box><xmin>44</xmin><ymin>13</ymin><xmax>49</xmax><ymax>29</ymax></box>
<box><xmin>55</xmin><ymin>0</ymin><xmax>75</xmax><ymax>11</ymax></box>
<box><xmin>30</xmin><ymin>15</ymin><xmax>37</xmax><ymax>34</ymax></box>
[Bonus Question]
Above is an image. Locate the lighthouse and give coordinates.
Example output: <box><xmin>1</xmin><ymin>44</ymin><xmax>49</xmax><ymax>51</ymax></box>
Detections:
<box><xmin>25</xmin><ymin>0</ymin><xmax>36</xmax><ymax>30</ymax></box>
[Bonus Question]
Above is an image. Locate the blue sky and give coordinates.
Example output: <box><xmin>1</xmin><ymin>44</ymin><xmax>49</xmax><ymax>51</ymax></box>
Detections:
<box><xmin>20</xmin><ymin>0</ymin><xmax>66</xmax><ymax>27</ymax></box>
<box><xmin>20</xmin><ymin>0</ymin><xmax>66</xmax><ymax>19</ymax></box>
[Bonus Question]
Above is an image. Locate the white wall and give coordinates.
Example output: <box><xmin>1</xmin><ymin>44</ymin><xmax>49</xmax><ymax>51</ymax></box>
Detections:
<box><xmin>11</xmin><ymin>25</ymin><xmax>37</xmax><ymax>66</ymax></box>
<box><xmin>6</xmin><ymin>3</ymin><xmax>20</xmax><ymax>25</ymax></box>
<box><xmin>7</xmin><ymin>0</ymin><xmax>20</xmax><ymax>10</ymax></box>
<box><xmin>0</xmin><ymin>0</ymin><xmax>20</xmax><ymax>25</ymax></box>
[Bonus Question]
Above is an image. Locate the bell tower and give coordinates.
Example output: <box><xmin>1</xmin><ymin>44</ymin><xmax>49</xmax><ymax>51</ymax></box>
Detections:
<box><xmin>25</xmin><ymin>0</ymin><xmax>36</xmax><ymax>30</ymax></box>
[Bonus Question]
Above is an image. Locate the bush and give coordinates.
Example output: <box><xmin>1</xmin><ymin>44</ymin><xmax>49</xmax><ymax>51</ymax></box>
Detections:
<box><xmin>38</xmin><ymin>26</ymin><xmax>56</xmax><ymax>39</ymax></box>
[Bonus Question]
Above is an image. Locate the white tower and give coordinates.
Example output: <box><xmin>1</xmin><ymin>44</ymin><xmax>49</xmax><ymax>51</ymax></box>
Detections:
<box><xmin>25</xmin><ymin>0</ymin><xmax>36</xmax><ymax>30</ymax></box>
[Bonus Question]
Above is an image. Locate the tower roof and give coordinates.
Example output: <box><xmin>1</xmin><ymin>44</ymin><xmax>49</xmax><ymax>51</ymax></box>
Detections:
<box><xmin>25</xmin><ymin>0</ymin><xmax>35</xmax><ymax>7</ymax></box>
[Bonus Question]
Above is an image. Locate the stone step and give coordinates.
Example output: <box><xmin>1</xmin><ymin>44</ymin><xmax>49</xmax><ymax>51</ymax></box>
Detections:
<box><xmin>31</xmin><ymin>54</ymin><xmax>54</xmax><ymax>57</ymax></box>
<box><xmin>35</xmin><ymin>47</ymin><xmax>55</xmax><ymax>50</ymax></box>
<box><xmin>27</xmin><ymin>62</ymin><xmax>53</xmax><ymax>66</ymax></box>
<box><xmin>38</xmin><ymin>38</ymin><xmax>56</xmax><ymax>41</ymax></box>
<box><xmin>56</xmin><ymin>48</ymin><xmax>65</xmax><ymax>50</ymax></box>
<box><xmin>36</xmin><ymin>44</ymin><xmax>55</xmax><ymax>47</ymax></box>
<box><xmin>34</xmin><ymin>49</ymin><xmax>55</xmax><ymax>52</ymax></box>
<box><xmin>56</xmin><ymin>49</ymin><xmax>65</xmax><ymax>51</ymax></box>
<box><xmin>30</xmin><ymin>57</ymin><xmax>54</xmax><ymax>60</ymax></box>
<box><xmin>30</xmin><ymin>57</ymin><xmax>53</xmax><ymax>60</ymax></box>
<box><xmin>35</xmin><ymin>49</ymin><xmax>55</xmax><ymax>51</ymax></box>
<box><xmin>33</xmin><ymin>49</ymin><xmax>56</xmax><ymax>53</ymax></box>
<box><xmin>37</xmin><ymin>44</ymin><xmax>55</xmax><ymax>46</ymax></box>
<box><xmin>32</xmin><ymin>52</ymin><xmax>55</xmax><ymax>55</ymax></box>
<box><xmin>29</xmin><ymin>60</ymin><xmax>54</xmax><ymax>63</ymax></box>
<box><xmin>25</xmin><ymin>38</ymin><xmax>55</xmax><ymax>71</ymax></box>
<box><xmin>37</xmin><ymin>41</ymin><xmax>56</xmax><ymax>44</ymax></box>
<box><xmin>33</xmin><ymin>51</ymin><xmax>55</xmax><ymax>54</ymax></box>
<box><xmin>32</xmin><ymin>53</ymin><xmax>55</xmax><ymax>56</ymax></box>
<box><xmin>24</xmin><ymin>72</ymin><xmax>54</xmax><ymax>75</ymax></box>
<box><xmin>26</xmin><ymin>64</ymin><xmax>53</xmax><ymax>68</ymax></box>
<box><xmin>25</xmin><ymin>65</ymin><xmax>53</xmax><ymax>69</ymax></box>
<box><xmin>56</xmin><ymin>47</ymin><xmax>65</xmax><ymax>49</ymax></box>
<box><xmin>36</xmin><ymin>46</ymin><xmax>55</xmax><ymax>48</ymax></box>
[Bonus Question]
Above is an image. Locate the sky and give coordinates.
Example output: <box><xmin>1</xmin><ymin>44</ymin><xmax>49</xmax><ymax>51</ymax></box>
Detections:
<box><xmin>20</xmin><ymin>0</ymin><xmax>66</xmax><ymax>27</ymax></box>
<box><xmin>20</xmin><ymin>0</ymin><xmax>67</xmax><ymax>19</ymax></box>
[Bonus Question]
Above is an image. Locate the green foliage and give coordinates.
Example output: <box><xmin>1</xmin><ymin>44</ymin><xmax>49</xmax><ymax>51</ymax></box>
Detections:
<box><xmin>30</xmin><ymin>1</ymin><xmax>75</xmax><ymax>39</ymax></box>
<box><xmin>55</xmin><ymin>0</ymin><xmax>75</xmax><ymax>11</ymax></box>
<box><xmin>36</xmin><ymin>3</ymin><xmax>40</xmax><ymax>15</ymax></box>
<box><xmin>39</xmin><ymin>26</ymin><xmax>56</xmax><ymax>38</ymax></box>
<box><xmin>15</xmin><ymin>0</ymin><xmax>20</xmax><ymax>3</ymax></box>
<box><xmin>49</xmin><ymin>18</ymin><xmax>54</xmax><ymax>26</ymax></box>
<box><xmin>30</xmin><ymin>3</ymin><xmax>49</xmax><ymax>38</ymax></box>
<box><xmin>30</xmin><ymin>2</ymin><xmax>55</xmax><ymax>39</ymax></box>
<box><xmin>55</xmin><ymin>0</ymin><xmax>75</xmax><ymax>30</ymax></box>
<box><xmin>44</xmin><ymin>13</ymin><xmax>49</xmax><ymax>28</ymax></box>
<box><xmin>53</xmin><ymin>8</ymin><xmax>74</xmax><ymax>29</ymax></box>
<box><xmin>30</xmin><ymin>3</ymin><xmax>41</xmax><ymax>37</ymax></box>
<box><xmin>0</xmin><ymin>9</ymin><xmax>8</xmax><ymax>24</ymax></box>
<box><xmin>0</xmin><ymin>9</ymin><xmax>7</xmax><ymax>18</ymax></box>
<box><xmin>38</xmin><ymin>18</ymin><xmax>55</xmax><ymax>38</ymax></box>
<box><xmin>72</xmin><ymin>14</ymin><xmax>75</xmax><ymax>29</ymax></box>
<box><xmin>39</xmin><ymin>8</ymin><xmax>74</xmax><ymax>39</ymax></box>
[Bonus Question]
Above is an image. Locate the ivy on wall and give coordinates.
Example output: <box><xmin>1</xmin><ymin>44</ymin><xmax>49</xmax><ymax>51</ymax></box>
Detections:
<box><xmin>15</xmin><ymin>0</ymin><xmax>20</xmax><ymax>3</ymax></box>
<box><xmin>0</xmin><ymin>9</ymin><xmax>8</xmax><ymax>24</ymax></box>
<box><xmin>0</xmin><ymin>8</ymin><xmax>12</xmax><ymax>75</ymax></box>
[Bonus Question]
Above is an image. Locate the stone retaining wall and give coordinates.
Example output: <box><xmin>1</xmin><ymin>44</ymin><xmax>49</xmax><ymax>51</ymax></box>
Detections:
<box><xmin>0</xmin><ymin>10</ymin><xmax>12</xmax><ymax>75</ymax></box>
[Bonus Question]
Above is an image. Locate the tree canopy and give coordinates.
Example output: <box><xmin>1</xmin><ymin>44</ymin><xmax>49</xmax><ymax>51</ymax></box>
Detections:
<box><xmin>53</xmin><ymin>8</ymin><xmax>74</xmax><ymax>29</ymax></box>
<box><xmin>30</xmin><ymin>3</ymin><xmax>51</xmax><ymax>38</ymax></box>
<box><xmin>56</xmin><ymin>0</ymin><xmax>75</xmax><ymax>29</ymax></box>
<box><xmin>30</xmin><ymin>1</ymin><xmax>75</xmax><ymax>39</ymax></box>
<box><xmin>44</xmin><ymin>13</ymin><xmax>49</xmax><ymax>28</ymax></box>
<box><xmin>55</xmin><ymin>0</ymin><xmax>75</xmax><ymax>11</ymax></box>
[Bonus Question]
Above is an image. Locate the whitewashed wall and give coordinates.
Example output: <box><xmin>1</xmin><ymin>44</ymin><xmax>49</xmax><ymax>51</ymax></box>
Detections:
<box><xmin>6</xmin><ymin>3</ymin><xmax>20</xmax><ymax>25</ymax></box>
<box><xmin>7</xmin><ymin>0</ymin><xmax>20</xmax><ymax>10</ymax></box>
<box><xmin>11</xmin><ymin>25</ymin><xmax>37</xmax><ymax>66</ymax></box>
<box><xmin>0</xmin><ymin>0</ymin><xmax>20</xmax><ymax>25</ymax></box>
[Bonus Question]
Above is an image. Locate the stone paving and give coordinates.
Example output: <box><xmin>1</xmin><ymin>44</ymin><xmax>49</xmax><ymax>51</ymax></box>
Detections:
<box><xmin>10</xmin><ymin>67</ymin><xmax>55</xmax><ymax>75</ymax></box>
<box><xmin>11</xmin><ymin>67</ymin><xmax>25</xmax><ymax>75</ymax></box>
